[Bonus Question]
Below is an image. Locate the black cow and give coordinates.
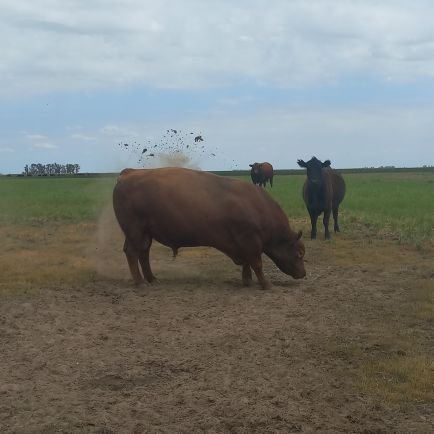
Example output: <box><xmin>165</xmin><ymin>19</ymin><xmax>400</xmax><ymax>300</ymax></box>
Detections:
<box><xmin>297</xmin><ymin>157</ymin><xmax>346</xmax><ymax>240</ymax></box>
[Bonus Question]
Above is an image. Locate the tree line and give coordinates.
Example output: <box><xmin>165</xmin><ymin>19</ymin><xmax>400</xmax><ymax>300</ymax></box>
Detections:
<box><xmin>23</xmin><ymin>163</ymin><xmax>80</xmax><ymax>176</ymax></box>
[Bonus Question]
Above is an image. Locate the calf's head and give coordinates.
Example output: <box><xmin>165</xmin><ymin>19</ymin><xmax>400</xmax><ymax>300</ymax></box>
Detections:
<box><xmin>297</xmin><ymin>157</ymin><xmax>331</xmax><ymax>186</ymax></box>
<box><xmin>266</xmin><ymin>230</ymin><xmax>306</xmax><ymax>279</ymax></box>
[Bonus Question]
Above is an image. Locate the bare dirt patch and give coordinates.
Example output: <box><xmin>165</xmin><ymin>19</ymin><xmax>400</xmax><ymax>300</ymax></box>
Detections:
<box><xmin>0</xmin><ymin>216</ymin><xmax>433</xmax><ymax>433</ymax></box>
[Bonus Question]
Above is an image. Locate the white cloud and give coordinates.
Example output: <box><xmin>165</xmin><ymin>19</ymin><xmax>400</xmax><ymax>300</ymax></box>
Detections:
<box><xmin>101</xmin><ymin>124</ymin><xmax>139</xmax><ymax>139</ymax></box>
<box><xmin>62</xmin><ymin>105</ymin><xmax>432</xmax><ymax>172</ymax></box>
<box><xmin>70</xmin><ymin>133</ymin><xmax>95</xmax><ymax>141</ymax></box>
<box><xmin>32</xmin><ymin>142</ymin><xmax>58</xmax><ymax>149</ymax></box>
<box><xmin>2</xmin><ymin>0</ymin><xmax>434</xmax><ymax>96</ymax></box>
<box><xmin>25</xmin><ymin>134</ymin><xmax>47</xmax><ymax>140</ymax></box>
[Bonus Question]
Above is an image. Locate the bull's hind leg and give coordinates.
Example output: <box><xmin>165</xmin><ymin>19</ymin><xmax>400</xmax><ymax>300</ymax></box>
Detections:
<box><xmin>250</xmin><ymin>256</ymin><xmax>271</xmax><ymax>290</ymax></box>
<box><xmin>242</xmin><ymin>264</ymin><xmax>252</xmax><ymax>287</ymax></box>
<box><xmin>333</xmin><ymin>207</ymin><xmax>340</xmax><ymax>232</ymax></box>
<box><xmin>138</xmin><ymin>236</ymin><xmax>157</xmax><ymax>283</ymax></box>
<box><xmin>123</xmin><ymin>238</ymin><xmax>145</xmax><ymax>285</ymax></box>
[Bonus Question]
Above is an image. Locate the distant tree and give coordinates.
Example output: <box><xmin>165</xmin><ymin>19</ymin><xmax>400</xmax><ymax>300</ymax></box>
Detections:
<box><xmin>23</xmin><ymin>163</ymin><xmax>81</xmax><ymax>176</ymax></box>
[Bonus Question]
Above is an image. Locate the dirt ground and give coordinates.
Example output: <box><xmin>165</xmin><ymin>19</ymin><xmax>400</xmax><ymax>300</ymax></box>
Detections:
<box><xmin>0</xmin><ymin>211</ymin><xmax>433</xmax><ymax>433</ymax></box>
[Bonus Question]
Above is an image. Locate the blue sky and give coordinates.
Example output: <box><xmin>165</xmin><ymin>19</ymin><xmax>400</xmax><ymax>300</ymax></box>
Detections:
<box><xmin>1</xmin><ymin>0</ymin><xmax>434</xmax><ymax>173</ymax></box>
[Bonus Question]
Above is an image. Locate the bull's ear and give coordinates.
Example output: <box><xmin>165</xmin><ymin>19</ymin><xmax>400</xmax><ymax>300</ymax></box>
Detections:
<box><xmin>249</xmin><ymin>164</ymin><xmax>253</xmax><ymax>167</ymax></box>
<box><xmin>297</xmin><ymin>230</ymin><xmax>302</xmax><ymax>240</ymax></box>
<box><xmin>322</xmin><ymin>160</ymin><xmax>331</xmax><ymax>167</ymax></box>
<box><xmin>297</xmin><ymin>159</ymin><xmax>307</xmax><ymax>168</ymax></box>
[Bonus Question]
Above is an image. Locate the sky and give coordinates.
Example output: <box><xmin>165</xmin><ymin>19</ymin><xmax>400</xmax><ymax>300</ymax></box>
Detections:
<box><xmin>1</xmin><ymin>0</ymin><xmax>434</xmax><ymax>173</ymax></box>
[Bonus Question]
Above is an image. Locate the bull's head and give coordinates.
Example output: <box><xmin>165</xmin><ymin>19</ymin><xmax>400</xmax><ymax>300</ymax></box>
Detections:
<box><xmin>297</xmin><ymin>156</ymin><xmax>331</xmax><ymax>186</ymax></box>
<box><xmin>266</xmin><ymin>230</ymin><xmax>306</xmax><ymax>279</ymax></box>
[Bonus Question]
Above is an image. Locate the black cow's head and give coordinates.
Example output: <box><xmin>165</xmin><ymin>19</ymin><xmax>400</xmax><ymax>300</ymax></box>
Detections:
<box><xmin>297</xmin><ymin>157</ymin><xmax>331</xmax><ymax>185</ymax></box>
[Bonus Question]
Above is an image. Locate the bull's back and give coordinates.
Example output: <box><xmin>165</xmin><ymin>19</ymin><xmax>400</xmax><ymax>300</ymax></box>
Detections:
<box><xmin>116</xmin><ymin>168</ymin><xmax>258</xmax><ymax>214</ymax></box>
<box><xmin>113</xmin><ymin>168</ymin><xmax>279</xmax><ymax>246</ymax></box>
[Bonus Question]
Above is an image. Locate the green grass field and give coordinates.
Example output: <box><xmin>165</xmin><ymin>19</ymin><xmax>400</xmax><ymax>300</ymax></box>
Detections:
<box><xmin>0</xmin><ymin>172</ymin><xmax>434</xmax><ymax>244</ymax></box>
<box><xmin>1</xmin><ymin>170</ymin><xmax>433</xmax><ymax>243</ymax></box>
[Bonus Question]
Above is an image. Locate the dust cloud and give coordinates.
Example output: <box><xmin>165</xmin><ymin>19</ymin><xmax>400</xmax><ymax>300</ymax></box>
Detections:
<box><xmin>92</xmin><ymin>128</ymin><xmax>237</xmax><ymax>280</ymax></box>
<box><xmin>93</xmin><ymin>200</ymin><xmax>126</xmax><ymax>280</ymax></box>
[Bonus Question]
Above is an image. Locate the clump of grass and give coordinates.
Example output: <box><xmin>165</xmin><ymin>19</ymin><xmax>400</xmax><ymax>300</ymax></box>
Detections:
<box><xmin>357</xmin><ymin>277</ymin><xmax>434</xmax><ymax>405</ymax></box>
<box><xmin>405</xmin><ymin>280</ymin><xmax>434</xmax><ymax>322</ymax></box>
<box><xmin>359</xmin><ymin>356</ymin><xmax>434</xmax><ymax>404</ymax></box>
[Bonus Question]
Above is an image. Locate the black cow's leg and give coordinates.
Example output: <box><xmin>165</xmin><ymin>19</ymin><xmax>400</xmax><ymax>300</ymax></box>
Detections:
<box><xmin>309</xmin><ymin>211</ymin><xmax>318</xmax><ymax>240</ymax></box>
<box><xmin>333</xmin><ymin>207</ymin><xmax>340</xmax><ymax>232</ymax></box>
<box><xmin>250</xmin><ymin>256</ymin><xmax>271</xmax><ymax>290</ymax></box>
<box><xmin>323</xmin><ymin>210</ymin><xmax>331</xmax><ymax>240</ymax></box>
<box><xmin>242</xmin><ymin>264</ymin><xmax>252</xmax><ymax>286</ymax></box>
<box><xmin>138</xmin><ymin>236</ymin><xmax>156</xmax><ymax>283</ymax></box>
<box><xmin>123</xmin><ymin>238</ymin><xmax>145</xmax><ymax>285</ymax></box>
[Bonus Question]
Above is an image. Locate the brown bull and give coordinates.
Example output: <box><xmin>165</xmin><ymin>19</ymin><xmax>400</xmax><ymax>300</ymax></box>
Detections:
<box><xmin>112</xmin><ymin>167</ymin><xmax>306</xmax><ymax>289</ymax></box>
<box><xmin>249</xmin><ymin>162</ymin><xmax>274</xmax><ymax>187</ymax></box>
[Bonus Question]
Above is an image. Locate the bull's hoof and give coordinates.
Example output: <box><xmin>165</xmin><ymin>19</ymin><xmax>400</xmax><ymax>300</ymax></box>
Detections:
<box><xmin>242</xmin><ymin>279</ymin><xmax>252</xmax><ymax>287</ymax></box>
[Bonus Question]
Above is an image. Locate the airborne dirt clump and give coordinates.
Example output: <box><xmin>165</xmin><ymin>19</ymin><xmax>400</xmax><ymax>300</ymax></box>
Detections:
<box><xmin>117</xmin><ymin>129</ymin><xmax>224</xmax><ymax>170</ymax></box>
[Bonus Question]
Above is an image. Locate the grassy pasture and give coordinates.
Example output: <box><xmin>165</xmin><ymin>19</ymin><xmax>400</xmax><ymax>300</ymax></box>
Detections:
<box><xmin>238</xmin><ymin>171</ymin><xmax>434</xmax><ymax>244</ymax></box>
<box><xmin>1</xmin><ymin>170</ymin><xmax>432</xmax><ymax>243</ymax></box>
<box><xmin>0</xmin><ymin>169</ymin><xmax>433</xmax><ymax>432</ymax></box>
<box><xmin>0</xmin><ymin>176</ymin><xmax>114</xmax><ymax>224</ymax></box>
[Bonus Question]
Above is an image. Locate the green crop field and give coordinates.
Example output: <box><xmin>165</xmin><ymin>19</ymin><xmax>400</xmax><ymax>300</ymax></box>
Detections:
<box><xmin>1</xmin><ymin>170</ymin><xmax>433</xmax><ymax>244</ymax></box>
